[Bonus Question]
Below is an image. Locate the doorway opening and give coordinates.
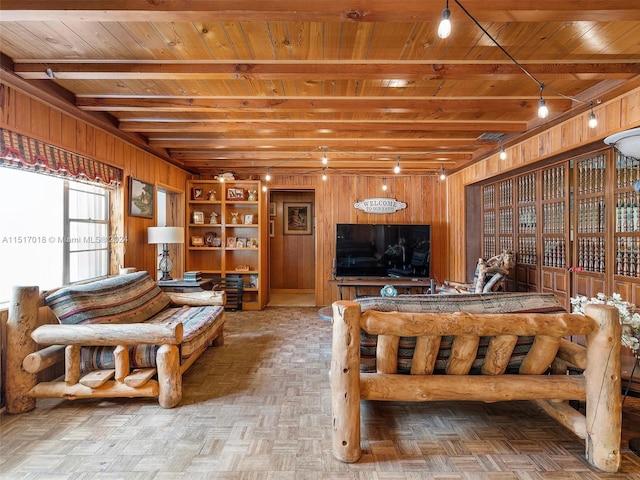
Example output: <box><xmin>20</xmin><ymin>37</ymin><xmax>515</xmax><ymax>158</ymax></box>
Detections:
<box><xmin>267</xmin><ymin>189</ymin><xmax>316</xmax><ymax>307</ymax></box>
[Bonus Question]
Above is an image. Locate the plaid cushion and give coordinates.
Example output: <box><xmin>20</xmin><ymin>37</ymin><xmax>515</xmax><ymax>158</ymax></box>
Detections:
<box><xmin>356</xmin><ymin>292</ymin><xmax>566</xmax><ymax>374</ymax></box>
<box><xmin>45</xmin><ymin>271</ymin><xmax>225</xmax><ymax>372</ymax></box>
<box><xmin>78</xmin><ymin>305</ymin><xmax>225</xmax><ymax>371</ymax></box>
<box><xmin>45</xmin><ymin>271</ymin><xmax>171</xmax><ymax>325</ymax></box>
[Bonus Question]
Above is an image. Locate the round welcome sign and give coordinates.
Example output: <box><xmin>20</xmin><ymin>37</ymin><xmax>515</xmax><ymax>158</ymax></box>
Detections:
<box><xmin>353</xmin><ymin>198</ymin><xmax>407</xmax><ymax>214</ymax></box>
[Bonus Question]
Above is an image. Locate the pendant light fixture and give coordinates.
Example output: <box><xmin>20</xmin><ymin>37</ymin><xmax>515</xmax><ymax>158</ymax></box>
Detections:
<box><xmin>438</xmin><ymin>0</ymin><xmax>452</xmax><ymax>39</ymax></box>
<box><xmin>499</xmin><ymin>139</ymin><xmax>507</xmax><ymax>160</ymax></box>
<box><xmin>588</xmin><ymin>101</ymin><xmax>598</xmax><ymax>129</ymax></box>
<box><xmin>537</xmin><ymin>85</ymin><xmax>549</xmax><ymax>119</ymax></box>
<box><xmin>394</xmin><ymin>156</ymin><xmax>401</xmax><ymax>174</ymax></box>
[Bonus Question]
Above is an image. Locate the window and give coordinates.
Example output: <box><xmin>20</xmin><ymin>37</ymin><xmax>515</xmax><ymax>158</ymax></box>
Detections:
<box><xmin>0</xmin><ymin>168</ymin><xmax>110</xmax><ymax>302</ymax></box>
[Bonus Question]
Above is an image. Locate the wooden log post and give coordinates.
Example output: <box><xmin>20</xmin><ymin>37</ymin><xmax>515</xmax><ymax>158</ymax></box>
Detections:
<box><xmin>114</xmin><ymin>345</ymin><xmax>130</xmax><ymax>383</ymax></box>
<box><xmin>64</xmin><ymin>345</ymin><xmax>81</xmax><ymax>385</ymax></box>
<box><xmin>22</xmin><ymin>345</ymin><xmax>65</xmax><ymax>374</ymax></box>
<box><xmin>6</xmin><ymin>286</ymin><xmax>39</xmax><ymax>414</ymax></box>
<box><xmin>330</xmin><ymin>301</ymin><xmax>362</xmax><ymax>463</ymax></box>
<box><xmin>156</xmin><ymin>344</ymin><xmax>182</xmax><ymax>408</ymax></box>
<box><xmin>584</xmin><ymin>304</ymin><xmax>622</xmax><ymax>473</ymax></box>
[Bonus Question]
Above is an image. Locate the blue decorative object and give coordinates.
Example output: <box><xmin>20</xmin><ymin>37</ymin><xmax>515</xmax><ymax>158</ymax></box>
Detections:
<box><xmin>380</xmin><ymin>285</ymin><xmax>398</xmax><ymax>297</ymax></box>
<box><xmin>634</xmin><ymin>179</ymin><xmax>640</xmax><ymax>193</ymax></box>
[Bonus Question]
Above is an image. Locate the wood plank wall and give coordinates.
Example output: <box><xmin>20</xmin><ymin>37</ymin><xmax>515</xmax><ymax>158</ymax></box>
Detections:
<box><xmin>0</xmin><ymin>80</ymin><xmax>189</xmax><ymax>278</ymax></box>
<box><xmin>268</xmin><ymin>174</ymin><xmax>448</xmax><ymax>306</ymax></box>
<box><xmin>269</xmin><ymin>190</ymin><xmax>316</xmax><ymax>291</ymax></box>
<box><xmin>447</xmin><ymin>85</ymin><xmax>640</xmax><ymax>284</ymax></box>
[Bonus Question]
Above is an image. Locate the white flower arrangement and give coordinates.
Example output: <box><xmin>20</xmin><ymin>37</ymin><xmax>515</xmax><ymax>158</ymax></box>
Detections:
<box><xmin>570</xmin><ymin>293</ymin><xmax>640</xmax><ymax>354</ymax></box>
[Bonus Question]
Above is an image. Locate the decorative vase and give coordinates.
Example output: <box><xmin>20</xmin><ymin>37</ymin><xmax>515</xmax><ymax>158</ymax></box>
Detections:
<box><xmin>231</xmin><ymin>212</ymin><xmax>239</xmax><ymax>224</ymax></box>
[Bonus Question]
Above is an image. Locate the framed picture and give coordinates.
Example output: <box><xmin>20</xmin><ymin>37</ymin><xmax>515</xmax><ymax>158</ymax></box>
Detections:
<box><xmin>192</xmin><ymin>188</ymin><xmax>204</xmax><ymax>200</ymax></box>
<box><xmin>227</xmin><ymin>188</ymin><xmax>245</xmax><ymax>200</ymax></box>
<box><xmin>192</xmin><ymin>211</ymin><xmax>204</xmax><ymax>224</ymax></box>
<box><xmin>128</xmin><ymin>177</ymin><xmax>154</xmax><ymax>218</ymax></box>
<box><xmin>269</xmin><ymin>220</ymin><xmax>275</xmax><ymax>237</ymax></box>
<box><xmin>191</xmin><ymin>235</ymin><xmax>204</xmax><ymax>247</ymax></box>
<box><xmin>244</xmin><ymin>214</ymin><xmax>254</xmax><ymax>225</ymax></box>
<box><xmin>284</xmin><ymin>202</ymin><xmax>312</xmax><ymax>235</ymax></box>
<box><xmin>236</xmin><ymin>237</ymin><xmax>247</xmax><ymax>248</ymax></box>
<box><xmin>212</xmin><ymin>237</ymin><xmax>222</xmax><ymax>247</ymax></box>
<box><xmin>247</xmin><ymin>238</ymin><xmax>258</xmax><ymax>248</ymax></box>
<box><xmin>204</xmin><ymin>231</ymin><xmax>217</xmax><ymax>246</ymax></box>
<box><xmin>227</xmin><ymin>236</ymin><xmax>237</xmax><ymax>248</ymax></box>
<box><xmin>269</xmin><ymin>202</ymin><xmax>276</xmax><ymax>216</ymax></box>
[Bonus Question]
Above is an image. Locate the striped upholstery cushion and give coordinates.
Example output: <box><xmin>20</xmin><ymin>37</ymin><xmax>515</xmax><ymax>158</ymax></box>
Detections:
<box><xmin>45</xmin><ymin>271</ymin><xmax>171</xmax><ymax>325</ymax></box>
<box><xmin>146</xmin><ymin>305</ymin><xmax>225</xmax><ymax>359</ymax></box>
<box><xmin>356</xmin><ymin>292</ymin><xmax>566</xmax><ymax>374</ymax></box>
<box><xmin>78</xmin><ymin>305</ymin><xmax>225</xmax><ymax>371</ymax></box>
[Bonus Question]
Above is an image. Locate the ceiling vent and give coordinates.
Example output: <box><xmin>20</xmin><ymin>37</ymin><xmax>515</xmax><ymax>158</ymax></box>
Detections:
<box><xmin>477</xmin><ymin>133</ymin><xmax>505</xmax><ymax>141</ymax></box>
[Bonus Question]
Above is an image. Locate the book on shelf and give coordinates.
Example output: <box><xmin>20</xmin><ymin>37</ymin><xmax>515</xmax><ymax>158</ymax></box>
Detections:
<box><xmin>184</xmin><ymin>271</ymin><xmax>202</xmax><ymax>281</ymax></box>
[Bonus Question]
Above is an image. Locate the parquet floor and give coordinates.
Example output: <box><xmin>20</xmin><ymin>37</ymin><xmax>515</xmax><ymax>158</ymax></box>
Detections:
<box><xmin>1</xmin><ymin>307</ymin><xmax>640</xmax><ymax>479</ymax></box>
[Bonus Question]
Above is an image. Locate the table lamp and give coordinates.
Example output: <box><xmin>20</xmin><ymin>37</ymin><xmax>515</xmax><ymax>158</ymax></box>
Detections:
<box><xmin>148</xmin><ymin>226</ymin><xmax>184</xmax><ymax>281</ymax></box>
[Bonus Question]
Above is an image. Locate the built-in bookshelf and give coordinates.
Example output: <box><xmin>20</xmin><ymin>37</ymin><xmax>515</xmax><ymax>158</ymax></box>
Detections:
<box><xmin>612</xmin><ymin>150</ymin><xmax>640</xmax><ymax>304</ymax></box>
<box><xmin>185</xmin><ymin>180</ymin><xmax>267</xmax><ymax>310</ymax></box>
<box><xmin>540</xmin><ymin>163</ymin><xmax>570</xmax><ymax>305</ymax></box>
<box><xmin>573</xmin><ymin>152</ymin><xmax>607</xmax><ymax>298</ymax></box>
<box><xmin>482</xmin><ymin>184</ymin><xmax>496</xmax><ymax>259</ymax></box>
<box><xmin>478</xmin><ymin>147</ymin><xmax>639</xmax><ymax>392</ymax></box>
<box><xmin>515</xmin><ymin>171</ymin><xmax>538</xmax><ymax>292</ymax></box>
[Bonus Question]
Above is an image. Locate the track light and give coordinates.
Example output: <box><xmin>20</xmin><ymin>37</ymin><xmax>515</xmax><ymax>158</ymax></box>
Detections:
<box><xmin>382</xmin><ymin>177</ymin><xmax>388</xmax><ymax>191</ymax></box>
<box><xmin>262</xmin><ymin>184</ymin><xmax>268</xmax><ymax>192</ymax></box>
<box><xmin>322</xmin><ymin>168</ymin><xmax>328</xmax><ymax>181</ymax></box>
<box><xmin>588</xmin><ymin>102</ymin><xmax>598</xmax><ymax>129</ymax></box>
<box><xmin>321</xmin><ymin>147</ymin><xmax>328</xmax><ymax>165</ymax></box>
<box><xmin>537</xmin><ymin>85</ymin><xmax>549</xmax><ymax>119</ymax></box>
<box><xmin>394</xmin><ymin>157</ymin><xmax>401</xmax><ymax>174</ymax></box>
<box><xmin>438</xmin><ymin>0</ymin><xmax>451</xmax><ymax>39</ymax></box>
<box><xmin>439</xmin><ymin>168</ymin><xmax>446</xmax><ymax>181</ymax></box>
<box><xmin>265</xmin><ymin>169</ymin><xmax>271</xmax><ymax>182</ymax></box>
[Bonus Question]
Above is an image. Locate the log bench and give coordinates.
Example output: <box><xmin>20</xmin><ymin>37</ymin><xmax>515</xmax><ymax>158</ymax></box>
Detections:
<box><xmin>329</xmin><ymin>293</ymin><xmax>622</xmax><ymax>473</ymax></box>
<box><xmin>6</xmin><ymin>271</ymin><xmax>225</xmax><ymax>412</ymax></box>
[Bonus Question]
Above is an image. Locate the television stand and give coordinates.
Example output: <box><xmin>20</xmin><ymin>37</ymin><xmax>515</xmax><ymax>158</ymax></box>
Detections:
<box><xmin>328</xmin><ymin>277</ymin><xmax>432</xmax><ymax>300</ymax></box>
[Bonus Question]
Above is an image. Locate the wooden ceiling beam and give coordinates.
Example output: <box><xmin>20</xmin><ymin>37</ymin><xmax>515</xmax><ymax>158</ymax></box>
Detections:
<box><xmin>182</xmin><ymin>157</ymin><xmax>465</xmax><ymax>167</ymax></box>
<box><xmin>121</xmin><ymin>119</ymin><xmax>526</xmax><ymax>133</ymax></box>
<box><xmin>15</xmin><ymin>61</ymin><xmax>640</xmax><ymax>81</ymax></box>
<box><xmin>158</xmin><ymin>139</ymin><xmax>484</xmax><ymax>151</ymax></box>
<box><xmin>172</xmin><ymin>152</ymin><xmax>472</xmax><ymax>161</ymax></box>
<box><xmin>76</xmin><ymin>96</ymin><xmax>572</xmax><ymax>114</ymax></box>
<box><xmin>1</xmin><ymin>1</ymin><xmax>639</xmax><ymax>22</ymax></box>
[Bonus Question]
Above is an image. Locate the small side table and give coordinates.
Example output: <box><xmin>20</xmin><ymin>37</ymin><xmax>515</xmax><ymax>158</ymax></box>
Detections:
<box><xmin>157</xmin><ymin>278</ymin><xmax>214</xmax><ymax>293</ymax></box>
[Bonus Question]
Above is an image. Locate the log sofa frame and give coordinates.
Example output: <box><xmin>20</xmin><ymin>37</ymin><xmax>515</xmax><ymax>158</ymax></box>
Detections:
<box><xmin>330</xmin><ymin>300</ymin><xmax>623</xmax><ymax>473</ymax></box>
<box><xmin>6</xmin><ymin>272</ymin><xmax>225</xmax><ymax>413</ymax></box>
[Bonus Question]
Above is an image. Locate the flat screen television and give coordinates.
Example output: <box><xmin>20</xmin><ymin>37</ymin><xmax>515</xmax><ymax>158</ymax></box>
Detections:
<box><xmin>335</xmin><ymin>223</ymin><xmax>431</xmax><ymax>278</ymax></box>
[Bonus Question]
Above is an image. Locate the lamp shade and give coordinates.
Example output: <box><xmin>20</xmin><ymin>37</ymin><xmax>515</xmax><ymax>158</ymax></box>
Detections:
<box><xmin>604</xmin><ymin>127</ymin><xmax>640</xmax><ymax>159</ymax></box>
<box><xmin>147</xmin><ymin>226</ymin><xmax>184</xmax><ymax>244</ymax></box>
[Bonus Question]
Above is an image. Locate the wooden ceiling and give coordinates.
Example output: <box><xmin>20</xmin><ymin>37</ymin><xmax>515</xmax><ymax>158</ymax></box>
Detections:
<box><xmin>1</xmin><ymin>1</ymin><xmax>639</xmax><ymax>178</ymax></box>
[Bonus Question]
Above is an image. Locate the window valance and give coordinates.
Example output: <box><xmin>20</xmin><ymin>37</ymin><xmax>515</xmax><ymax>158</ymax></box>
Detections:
<box><xmin>0</xmin><ymin>127</ymin><xmax>122</xmax><ymax>187</ymax></box>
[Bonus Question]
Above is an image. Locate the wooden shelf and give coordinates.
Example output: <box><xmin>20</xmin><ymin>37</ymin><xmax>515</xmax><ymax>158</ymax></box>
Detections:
<box><xmin>186</xmin><ymin>180</ymin><xmax>267</xmax><ymax>310</ymax></box>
